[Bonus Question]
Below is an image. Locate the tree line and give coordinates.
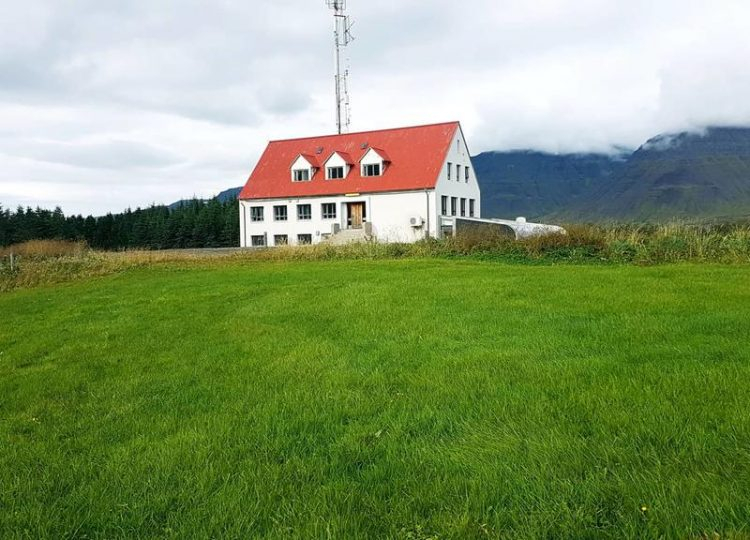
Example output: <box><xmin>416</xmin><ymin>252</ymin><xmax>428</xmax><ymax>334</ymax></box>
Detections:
<box><xmin>0</xmin><ymin>199</ymin><xmax>240</xmax><ymax>250</ymax></box>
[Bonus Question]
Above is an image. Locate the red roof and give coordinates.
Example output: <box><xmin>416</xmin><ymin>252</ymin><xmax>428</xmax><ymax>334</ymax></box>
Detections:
<box><xmin>240</xmin><ymin>121</ymin><xmax>459</xmax><ymax>200</ymax></box>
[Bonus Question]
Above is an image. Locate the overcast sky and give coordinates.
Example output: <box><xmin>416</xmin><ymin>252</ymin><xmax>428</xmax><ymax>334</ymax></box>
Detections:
<box><xmin>2</xmin><ymin>0</ymin><xmax>749</xmax><ymax>215</ymax></box>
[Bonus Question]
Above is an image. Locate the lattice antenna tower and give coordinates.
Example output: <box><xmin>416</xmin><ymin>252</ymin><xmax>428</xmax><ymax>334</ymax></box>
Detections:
<box><xmin>326</xmin><ymin>0</ymin><xmax>354</xmax><ymax>134</ymax></box>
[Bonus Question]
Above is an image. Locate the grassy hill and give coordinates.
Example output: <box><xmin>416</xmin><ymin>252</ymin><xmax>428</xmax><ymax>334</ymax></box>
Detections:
<box><xmin>2</xmin><ymin>259</ymin><xmax>750</xmax><ymax>538</ymax></box>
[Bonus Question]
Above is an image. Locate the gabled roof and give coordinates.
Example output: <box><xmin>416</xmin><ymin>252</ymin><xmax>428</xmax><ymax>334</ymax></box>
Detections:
<box><xmin>292</xmin><ymin>153</ymin><xmax>321</xmax><ymax>169</ymax></box>
<box><xmin>324</xmin><ymin>150</ymin><xmax>355</xmax><ymax>166</ymax></box>
<box><xmin>240</xmin><ymin>121</ymin><xmax>459</xmax><ymax>200</ymax></box>
<box><xmin>361</xmin><ymin>147</ymin><xmax>391</xmax><ymax>163</ymax></box>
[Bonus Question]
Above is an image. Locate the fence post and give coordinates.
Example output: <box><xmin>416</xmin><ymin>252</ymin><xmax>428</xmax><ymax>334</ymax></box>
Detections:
<box><xmin>9</xmin><ymin>251</ymin><xmax>14</xmax><ymax>272</ymax></box>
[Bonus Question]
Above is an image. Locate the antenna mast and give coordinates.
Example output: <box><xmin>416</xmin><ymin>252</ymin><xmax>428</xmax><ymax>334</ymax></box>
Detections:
<box><xmin>326</xmin><ymin>0</ymin><xmax>354</xmax><ymax>134</ymax></box>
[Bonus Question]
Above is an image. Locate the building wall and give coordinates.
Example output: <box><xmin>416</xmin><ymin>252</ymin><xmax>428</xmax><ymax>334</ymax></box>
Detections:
<box><xmin>239</xmin><ymin>190</ymin><xmax>438</xmax><ymax>246</ymax></box>
<box><xmin>434</xmin><ymin>125</ymin><xmax>482</xmax><ymax>237</ymax></box>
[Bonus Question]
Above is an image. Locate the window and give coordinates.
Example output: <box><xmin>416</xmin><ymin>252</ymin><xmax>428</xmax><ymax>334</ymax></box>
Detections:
<box><xmin>457</xmin><ymin>164</ymin><xmax>461</xmax><ymax>182</ymax></box>
<box><xmin>447</xmin><ymin>162</ymin><xmax>452</xmax><ymax>181</ymax></box>
<box><xmin>274</xmin><ymin>235</ymin><xmax>288</xmax><ymax>246</ymax></box>
<box><xmin>460</xmin><ymin>198</ymin><xmax>466</xmax><ymax>217</ymax></box>
<box><xmin>293</xmin><ymin>169</ymin><xmax>310</xmax><ymax>182</ymax></box>
<box><xmin>251</xmin><ymin>235</ymin><xmax>265</xmax><ymax>247</ymax></box>
<box><xmin>298</xmin><ymin>234</ymin><xmax>312</xmax><ymax>245</ymax></box>
<box><xmin>327</xmin><ymin>166</ymin><xmax>345</xmax><ymax>179</ymax></box>
<box><xmin>274</xmin><ymin>205</ymin><xmax>287</xmax><ymax>221</ymax></box>
<box><xmin>441</xmin><ymin>196</ymin><xmax>448</xmax><ymax>216</ymax></box>
<box><xmin>469</xmin><ymin>199</ymin><xmax>476</xmax><ymax>217</ymax></box>
<box><xmin>297</xmin><ymin>204</ymin><xmax>312</xmax><ymax>221</ymax></box>
<box><xmin>465</xmin><ymin>166</ymin><xmax>470</xmax><ymax>182</ymax></box>
<box><xmin>451</xmin><ymin>197</ymin><xmax>457</xmax><ymax>216</ymax></box>
<box><xmin>322</xmin><ymin>203</ymin><xmax>337</xmax><ymax>219</ymax></box>
<box><xmin>362</xmin><ymin>163</ymin><xmax>381</xmax><ymax>177</ymax></box>
<box><xmin>250</xmin><ymin>206</ymin><xmax>264</xmax><ymax>222</ymax></box>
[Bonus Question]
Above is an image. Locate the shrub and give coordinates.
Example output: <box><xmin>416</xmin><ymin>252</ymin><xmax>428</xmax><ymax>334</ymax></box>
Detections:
<box><xmin>0</xmin><ymin>240</ymin><xmax>88</xmax><ymax>258</ymax></box>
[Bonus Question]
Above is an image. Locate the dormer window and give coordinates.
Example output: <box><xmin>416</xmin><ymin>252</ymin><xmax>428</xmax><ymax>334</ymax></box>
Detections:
<box><xmin>290</xmin><ymin>154</ymin><xmax>318</xmax><ymax>182</ymax></box>
<box><xmin>359</xmin><ymin>147</ymin><xmax>389</xmax><ymax>178</ymax></box>
<box><xmin>293</xmin><ymin>169</ymin><xmax>310</xmax><ymax>182</ymax></box>
<box><xmin>362</xmin><ymin>163</ymin><xmax>381</xmax><ymax>177</ymax></box>
<box><xmin>323</xmin><ymin>151</ymin><xmax>353</xmax><ymax>180</ymax></box>
<box><xmin>327</xmin><ymin>166</ymin><xmax>345</xmax><ymax>179</ymax></box>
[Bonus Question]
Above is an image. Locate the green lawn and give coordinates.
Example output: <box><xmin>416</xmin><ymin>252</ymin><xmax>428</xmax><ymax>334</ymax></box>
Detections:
<box><xmin>1</xmin><ymin>260</ymin><xmax>749</xmax><ymax>539</ymax></box>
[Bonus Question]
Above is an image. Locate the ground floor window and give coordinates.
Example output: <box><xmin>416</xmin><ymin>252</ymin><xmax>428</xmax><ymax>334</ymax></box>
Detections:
<box><xmin>298</xmin><ymin>234</ymin><xmax>312</xmax><ymax>245</ymax></box>
<box><xmin>469</xmin><ymin>199</ymin><xmax>476</xmax><ymax>217</ymax></box>
<box><xmin>322</xmin><ymin>203</ymin><xmax>337</xmax><ymax>219</ymax></box>
<box><xmin>297</xmin><ymin>204</ymin><xmax>312</xmax><ymax>221</ymax></box>
<box><xmin>274</xmin><ymin>205</ymin><xmax>288</xmax><ymax>221</ymax></box>
<box><xmin>441</xmin><ymin>196</ymin><xmax>448</xmax><ymax>215</ymax></box>
<box><xmin>274</xmin><ymin>235</ymin><xmax>288</xmax><ymax>246</ymax></box>
<box><xmin>451</xmin><ymin>197</ymin><xmax>457</xmax><ymax>217</ymax></box>
<box><xmin>251</xmin><ymin>235</ymin><xmax>266</xmax><ymax>247</ymax></box>
<box><xmin>460</xmin><ymin>198</ymin><xmax>466</xmax><ymax>217</ymax></box>
<box><xmin>250</xmin><ymin>206</ymin><xmax>264</xmax><ymax>222</ymax></box>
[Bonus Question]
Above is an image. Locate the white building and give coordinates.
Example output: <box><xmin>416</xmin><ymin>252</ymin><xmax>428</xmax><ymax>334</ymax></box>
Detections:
<box><xmin>238</xmin><ymin>121</ymin><xmax>481</xmax><ymax>246</ymax></box>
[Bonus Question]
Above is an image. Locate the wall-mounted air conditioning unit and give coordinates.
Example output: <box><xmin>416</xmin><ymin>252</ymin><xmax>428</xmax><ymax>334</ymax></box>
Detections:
<box><xmin>410</xmin><ymin>216</ymin><xmax>424</xmax><ymax>228</ymax></box>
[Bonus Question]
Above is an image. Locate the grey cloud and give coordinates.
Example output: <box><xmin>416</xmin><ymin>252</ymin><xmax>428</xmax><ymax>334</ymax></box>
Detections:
<box><xmin>9</xmin><ymin>139</ymin><xmax>183</xmax><ymax>170</ymax></box>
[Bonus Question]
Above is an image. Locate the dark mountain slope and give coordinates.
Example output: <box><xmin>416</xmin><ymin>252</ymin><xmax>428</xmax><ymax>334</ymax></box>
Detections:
<box><xmin>473</xmin><ymin>151</ymin><xmax>626</xmax><ymax>219</ymax></box>
<box><xmin>578</xmin><ymin>127</ymin><xmax>750</xmax><ymax>221</ymax></box>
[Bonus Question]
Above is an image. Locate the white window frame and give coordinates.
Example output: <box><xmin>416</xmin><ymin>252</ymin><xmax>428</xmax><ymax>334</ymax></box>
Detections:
<box><xmin>362</xmin><ymin>163</ymin><xmax>382</xmax><ymax>177</ymax></box>
<box><xmin>250</xmin><ymin>206</ymin><xmax>264</xmax><ymax>222</ymax></box>
<box><xmin>327</xmin><ymin>166</ymin><xmax>345</xmax><ymax>180</ymax></box>
<box><xmin>251</xmin><ymin>235</ymin><xmax>266</xmax><ymax>247</ymax></box>
<box><xmin>274</xmin><ymin>235</ymin><xmax>288</xmax><ymax>246</ymax></box>
<box><xmin>292</xmin><ymin>168</ymin><xmax>310</xmax><ymax>182</ymax></box>
<box><xmin>273</xmin><ymin>205</ymin><xmax>288</xmax><ymax>221</ymax></box>
<box><xmin>297</xmin><ymin>204</ymin><xmax>312</xmax><ymax>221</ymax></box>
<box><xmin>322</xmin><ymin>203</ymin><xmax>337</xmax><ymax>220</ymax></box>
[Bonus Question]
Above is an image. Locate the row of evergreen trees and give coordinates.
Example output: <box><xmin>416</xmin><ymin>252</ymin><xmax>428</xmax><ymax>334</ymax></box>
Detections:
<box><xmin>0</xmin><ymin>199</ymin><xmax>240</xmax><ymax>250</ymax></box>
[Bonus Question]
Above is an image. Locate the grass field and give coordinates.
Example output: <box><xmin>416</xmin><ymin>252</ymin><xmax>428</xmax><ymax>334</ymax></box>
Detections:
<box><xmin>2</xmin><ymin>259</ymin><xmax>750</xmax><ymax>538</ymax></box>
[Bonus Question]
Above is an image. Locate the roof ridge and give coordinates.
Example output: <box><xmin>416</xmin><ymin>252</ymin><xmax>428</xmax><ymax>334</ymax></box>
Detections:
<box><xmin>268</xmin><ymin>121</ymin><xmax>460</xmax><ymax>144</ymax></box>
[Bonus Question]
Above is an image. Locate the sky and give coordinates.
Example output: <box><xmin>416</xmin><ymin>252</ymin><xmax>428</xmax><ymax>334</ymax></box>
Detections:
<box><xmin>1</xmin><ymin>0</ymin><xmax>750</xmax><ymax>216</ymax></box>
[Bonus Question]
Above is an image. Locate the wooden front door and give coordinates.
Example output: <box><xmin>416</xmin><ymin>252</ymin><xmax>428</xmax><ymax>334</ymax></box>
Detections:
<box><xmin>349</xmin><ymin>202</ymin><xmax>364</xmax><ymax>229</ymax></box>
